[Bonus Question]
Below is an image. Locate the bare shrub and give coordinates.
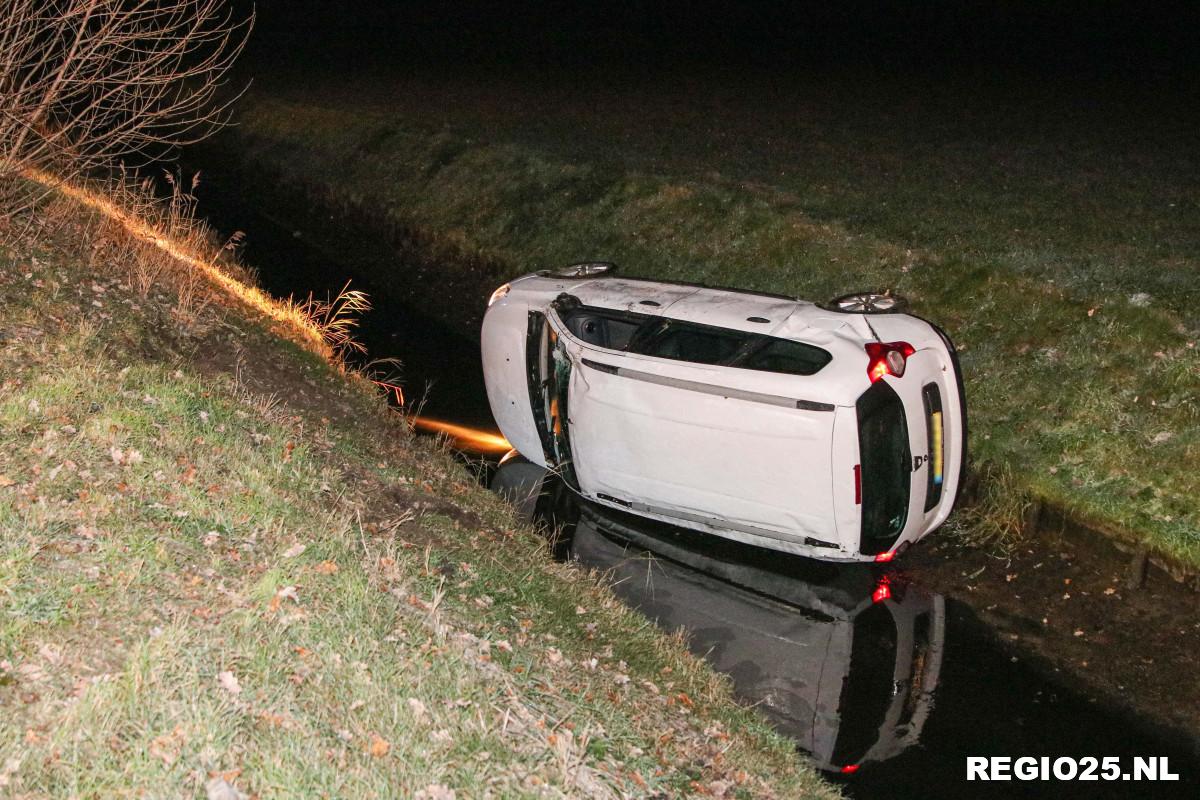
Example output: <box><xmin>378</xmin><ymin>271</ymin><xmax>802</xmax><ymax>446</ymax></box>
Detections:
<box><xmin>1</xmin><ymin>0</ymin><xmax>252</xmax><ymax>210</ymax></box>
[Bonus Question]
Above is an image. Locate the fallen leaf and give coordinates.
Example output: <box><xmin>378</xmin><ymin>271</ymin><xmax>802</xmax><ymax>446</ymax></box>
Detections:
<box><xmin>109</xmin><ymin>447</ymin><xmax>143</xmax><ymax>467</ymax></box>
<box><xmin>313</xmin><ymin>560</ymin><xmax>339</xmax><ymax>574</ymax></box>
<box><xmin>407</xmin><ymin>697</ymin><xmax>429</xmax><ymax>723</ymax></box>
<box><xmin>268</xmin><ymin>585</ymin><xmax>300</xmax><ymax>613</ymax></box>
<box><xmin>415</xmin><ymin>784</ymin><xmax>456</xmax><ymax>800</ymax></box>
<box><xmin>367</xmin><ymin>733</ymin><xmax>391</xmax><ymax>758</ymax></box>
<box><xmin>0</xmin><ymin>475</ymin><xmax>14</xmax><ymax>488</ymax></box>
<box><xmin>206</xmin><ymin>776</ymin><xmax>247</xmax><ymax>800</ymax></box>
<box><xmin>282</xmin><ymin>543</ymin><xmax>307</xmax><ymax>558</ymax></box>
<box><xmin>149</xmin><ymin>725</ymin><xmax>187</xmax><ymax>765</ymax></box>
<box><xmin>218</xmin><ymin>670</ymin><xmax>242</xmax><ymax>695</ymax></box>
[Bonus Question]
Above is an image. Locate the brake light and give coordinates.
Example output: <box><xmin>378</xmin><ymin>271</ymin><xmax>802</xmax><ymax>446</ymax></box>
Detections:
<box><xmin>865</xmin><ymin>341</ymin><xmax>915</xmax><ymax>382</ymax></box>
<box><xmin>841</xmin><ymin>765</ymin><xmax>860</xmax><ymax>774</ymax></box>
<box><xmin>874</xmin><ymin>551</ymin><xmax>895</xmax><ymax>563</ymax></box>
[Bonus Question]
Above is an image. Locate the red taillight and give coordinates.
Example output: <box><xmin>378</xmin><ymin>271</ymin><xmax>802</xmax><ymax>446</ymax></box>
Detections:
<box><xmin>874</xmin><ymin>551</ymin><xmax>895</xmax><ymax>563</ymax></box>
<box><xmin>852</xmin><ymin>464</ymin><xmax>862</xmax><ymax>504</ymax></box>
<box><xmin>872</xmin><ymin>579</ymin><xmax>891</xmax><ymax>603</ymax></box>
<box><xmin>841</xmin><ymin>764</ymin><xmax>860</xmax><ymax>774</ymax></box>
<box><xmin>865</xmin><ymin>341</ymin><xmax>915</xmax><ymax>382</ymax></box>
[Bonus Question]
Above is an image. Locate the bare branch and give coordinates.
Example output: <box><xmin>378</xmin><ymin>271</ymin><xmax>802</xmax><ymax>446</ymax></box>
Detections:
<box><xmin>1</xmin><ymin>0</ymin><xmax>253</xmax><ymax>212</ymax></box>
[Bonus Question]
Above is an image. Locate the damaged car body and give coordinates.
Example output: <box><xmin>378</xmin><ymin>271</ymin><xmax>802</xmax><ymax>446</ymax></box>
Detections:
<box><xmin>482</xmin><ymin>263</ymin><xmax>966</xmax><ymax>562</ymax></box>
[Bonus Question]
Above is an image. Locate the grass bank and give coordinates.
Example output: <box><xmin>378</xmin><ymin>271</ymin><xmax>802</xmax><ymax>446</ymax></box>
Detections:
<box><xmin>215</xmin><ymin>74</ymin><xmax>1200</xmax><ymax>572</ymax></box>
<box><xmin>0</xmin><ymin>183</ymin><xmax>836</xmax><ymax>798</ymax></box>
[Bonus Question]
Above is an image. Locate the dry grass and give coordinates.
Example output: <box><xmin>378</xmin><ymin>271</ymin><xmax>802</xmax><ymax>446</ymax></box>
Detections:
<box><xmin>947</xmin><ymin>464</ymin><xmax>1033</xmax><ymax>556</ymax></box>
<box><xmin>18</xmin><ymin>167</ymin><xmax>367</xmax><ymax>364</ymax></box>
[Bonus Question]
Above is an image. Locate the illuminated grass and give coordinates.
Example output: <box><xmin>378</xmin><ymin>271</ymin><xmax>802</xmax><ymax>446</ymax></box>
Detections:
<box><xmin>23</xmin><ymin>167</ymin><xmax>338</xmax><ymax>360</ymax></box>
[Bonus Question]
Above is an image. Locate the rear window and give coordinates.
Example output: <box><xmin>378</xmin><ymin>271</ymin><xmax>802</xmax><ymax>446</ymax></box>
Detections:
<box><xmin>556</xmin><ymin>301</ymin><xmax>830</xmax><ymax>376</ymax></box>
<box><xmin>856</xmin><ymin>381</ymin><xmax>911</xmax><ymax>553</ymax></box>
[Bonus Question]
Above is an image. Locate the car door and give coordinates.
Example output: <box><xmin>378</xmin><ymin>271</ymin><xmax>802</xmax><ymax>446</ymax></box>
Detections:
<box><xmin>544</xmin><ymin>306</ymin><xmax>842</xmax><ymax>545</ymax></box>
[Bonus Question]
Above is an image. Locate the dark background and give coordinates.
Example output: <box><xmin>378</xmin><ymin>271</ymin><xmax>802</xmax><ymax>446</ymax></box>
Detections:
<box><xmin>244</xmin><ymin>1</ymin><xmax>1198</xmax><ymax>81</ymax></box>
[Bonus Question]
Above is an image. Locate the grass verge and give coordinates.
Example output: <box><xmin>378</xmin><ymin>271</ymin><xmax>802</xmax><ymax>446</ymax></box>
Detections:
<box><xmin>0</xmin><ymin>182</ymin><xmax>836</xmax><ymax>798</ymax></box>
<box><xmin>216</xmin><ymin>81</ymin><xmax>1200</xmax><ymax>572</ymax></box>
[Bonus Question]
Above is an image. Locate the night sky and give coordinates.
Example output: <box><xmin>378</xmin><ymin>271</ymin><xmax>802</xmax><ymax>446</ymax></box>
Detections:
<box><xmin>245</xmin><ymin>1</ymin><xmax>1199</xmax><ymax>80</ymax></box>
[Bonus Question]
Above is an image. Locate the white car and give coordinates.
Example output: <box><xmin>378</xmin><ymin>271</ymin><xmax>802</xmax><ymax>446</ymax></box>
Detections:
<box><xmin>481</xmin><ymin>263</ymin><xmax>966</xmax><ymax>562</ymax></box>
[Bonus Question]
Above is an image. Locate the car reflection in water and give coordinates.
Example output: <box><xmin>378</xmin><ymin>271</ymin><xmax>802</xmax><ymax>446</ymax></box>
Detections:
<box><xmin>492</xmin><ymin>454</ymin><xmax>946</xmax><ymax>774</ymax></box>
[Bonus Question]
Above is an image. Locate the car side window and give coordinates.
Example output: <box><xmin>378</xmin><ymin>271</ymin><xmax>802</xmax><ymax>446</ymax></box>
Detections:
<box><xmin>631</xmin><ymin>320</ymin><xmax>748</xmax><ymax>366</ymax></box>
<box><xmin>556</xmin><ymin>300</ymin><xmax>831</xmax><ymax>376</ymax></box>
<box><xmin>737</xmin><ymin>338</ymin><xmax>832</xmax><ymax>376</ymax></box>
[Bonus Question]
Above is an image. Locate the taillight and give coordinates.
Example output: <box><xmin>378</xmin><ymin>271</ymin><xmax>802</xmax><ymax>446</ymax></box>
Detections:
<box><xmin>865</xmin><ymin>341</ymin><xmax>915</xmax><ymax>382</ymax></box>
<box><xmin>873</xmin><ymin>551</ymin><xmax>895</xmax><ymax>563</ymax></box>
<box><xmin>841</xmin><ymin>765</ymin><xmax>860</xmax><ymax>774</ymax></box>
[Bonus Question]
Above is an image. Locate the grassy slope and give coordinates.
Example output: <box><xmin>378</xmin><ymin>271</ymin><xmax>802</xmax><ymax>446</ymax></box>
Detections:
<box><xmin>0</xmin><ymin>201</ymin><xmax>835</xmax><ymax>798</ymax></box>
<box><xmin>219</xmin><ymin>76</ymin><xmax>1200</xmax><ymax>569</ymax></box>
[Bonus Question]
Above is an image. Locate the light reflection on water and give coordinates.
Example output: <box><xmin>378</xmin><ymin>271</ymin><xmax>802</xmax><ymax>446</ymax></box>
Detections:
<box><xmin>492</xmin><ymin>455</ymin><xmax>944</xmax><ymax>776</ymax></box>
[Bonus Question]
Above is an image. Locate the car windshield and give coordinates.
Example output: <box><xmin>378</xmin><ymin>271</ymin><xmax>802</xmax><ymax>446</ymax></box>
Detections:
<box><xmin>856</xmin><ymin>380</ymin><xmax>911</xmax><ymax>553</ymax></box>
<box><xmin>558</xmin><ymin>302</ymin><xmax>831</xmax><ymax>376</ymax></box>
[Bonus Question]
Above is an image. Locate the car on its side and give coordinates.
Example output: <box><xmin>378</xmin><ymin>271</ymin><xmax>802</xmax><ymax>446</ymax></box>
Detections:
<box><xmin>481</xmin><ymin>262</ymin><xmax>966</xmax><ymax>562</ymax></box>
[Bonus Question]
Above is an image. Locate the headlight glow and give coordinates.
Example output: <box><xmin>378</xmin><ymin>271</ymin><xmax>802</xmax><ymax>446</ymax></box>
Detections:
<box><xmin>488</xmin><ymin>283</ymin><xmax>511</xmax><ymax>307</ymax></box>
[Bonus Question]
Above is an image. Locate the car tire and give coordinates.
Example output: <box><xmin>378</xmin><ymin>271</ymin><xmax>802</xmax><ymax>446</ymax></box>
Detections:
<box><xmin>825</xmin><ymin>291</ymin><xmax>909</xmax><ymax>314</ymax></box>
<box><xmin>552</xmin><ymin>261</ymin><xmax>617</xmax><ymax>278</ymax></box>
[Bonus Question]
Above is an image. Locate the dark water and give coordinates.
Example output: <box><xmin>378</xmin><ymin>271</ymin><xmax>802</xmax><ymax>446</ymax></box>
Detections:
<box><xmin>188</xmin><ymin>158</ymin><xmax>1198</xmax><ymax>799</ymax></box>
<box><xmin>188</xmin><ymin>159</ymin><xmax>495</xmax><ymax>428</ymax></box>
<box><xmin>494</xmin><ymin>462</ymin><xmax>1198</xmax><ymax>799</ymax></box>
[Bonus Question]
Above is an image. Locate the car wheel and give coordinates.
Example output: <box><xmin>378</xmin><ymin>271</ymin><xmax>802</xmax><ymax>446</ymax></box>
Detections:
<box><xmin>553</xmin><ymin>261</ymin><xmax>617</xmax><ymax>278</ymax></box>
<box><xmin>826</xmin><ymin>291</ymin><xmax>909</xmax><ymax>314</ymax></box>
